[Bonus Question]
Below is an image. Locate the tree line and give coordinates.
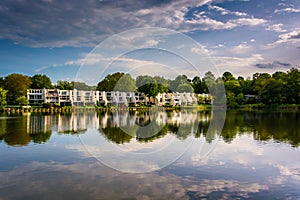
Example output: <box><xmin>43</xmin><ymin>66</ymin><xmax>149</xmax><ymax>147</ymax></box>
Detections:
<box><xmin>0</xmin><ymin>74</ymin><xmax>95</xmax><ymax>105</ymax></box>
<box><xmin>0</xmin><ymin>67</ymin><xmax>299</xmax><ymax>106</ymax></box>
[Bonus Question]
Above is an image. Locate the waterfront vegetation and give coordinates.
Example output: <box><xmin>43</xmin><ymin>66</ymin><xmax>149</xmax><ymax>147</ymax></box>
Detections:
<box><xmin>0</xmin><ymin>67</ymin><xmax>299</xmax><ymax>111</ymax></box>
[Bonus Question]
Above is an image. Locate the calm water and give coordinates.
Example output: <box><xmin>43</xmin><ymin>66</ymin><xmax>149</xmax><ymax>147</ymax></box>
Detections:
<box><xmin>0</xmin><ymin>110</ymin><xmax>300</xmax><ymax>199</ymax></box>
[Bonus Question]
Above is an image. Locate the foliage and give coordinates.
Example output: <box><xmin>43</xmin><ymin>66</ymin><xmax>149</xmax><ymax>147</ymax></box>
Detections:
<box><xmin>31</xmin><ymin>74</ymin><xmax>53</xmax><ymax>89</ymax></box>
<box><xmin>0</xmin><ymin>87</ymin><xmax>7</xmax><ymax>107</ymax></box>
<box><xmin>113</xmin><ymin>74</ymin><xmax>136</xmax><ymax>92</ymax></box>
<box><xmin>56</xmin><ymin>80</ymin><xmax>74</xmax><ymax>90</ymax></box>
<box><xmin>71</xmin><ymin>81</ymin><xmax>96</xmax><ymax>91</ymax></box>
<box><xmin>177</xmin><ymin>83</ymin><xmax>194</xmax><ymax>93</ymax></box>
<box><xmin>16</xmin><ymin>96</ymin><xmax>28</xmax><ymax>106</ymax></box>
<box><xmin>4</xmin><ymin>73</ymin><xmax>32</xmax><ymax>104</ymax></box>
<box><xmin>97</xmin><ymin>72</ymin><xmax>125</xmax><ymax>91</ymax></box>
<box><xmin>169</xmin><ymin>75</ymin><xmax>190</xmax><ymax>92</ymax></box>
<box><xmin>136</xmin><ymin>75</ymin><xmax>169</xmax><ymax>99</ymax></box>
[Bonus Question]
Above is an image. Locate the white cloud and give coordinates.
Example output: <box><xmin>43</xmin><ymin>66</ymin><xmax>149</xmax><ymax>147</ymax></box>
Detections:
<box><xmin>0</xmin><ymin>0</ymin><xmax>268</xmax><ymax>47</ymax></box>
<box><xmin>191</xmin><ymin>46</ymin><xmax>210</xmax><ymax>54</ymax></box>
<box><xmin>274</xmin><ymin>29</ymin><xmax>300</xmax><ymax>44</ymax></box>
<box><xmin>211</xmin><ymin>54</ymin><xmax>264</xmax><ymax>76</ymax></box>
<box><xmin>213</xmin><ymin>54</ymin><xmax>264</xmax><ymax>68</ymax></box>
<box><xmin>266</xmin><ymin>23</ymin><xmax>287</xmax><ymax>33</ymax></box>
<box><xmin>228</xmin><ymin>18</ymin><xmax>267</xmax><ymax>26</ymax></box>
<box><xmin>208</xmin><ymin>5</ymin><xmax>248</xmax><ymax>16</ymax></box>
<box><xmin>64</xmin><ymin>53</ymin><xmax>158</xmax><ymax>68</ymax></box>
<box><xmin>275</xmin><ymin>7</ymin><xmax>300</xmax><ymax>13</ymax></box>
<box><xmin>230</xmin><ymin>44</ymin><xmax>253</xmax><ymax>54</ymax></box>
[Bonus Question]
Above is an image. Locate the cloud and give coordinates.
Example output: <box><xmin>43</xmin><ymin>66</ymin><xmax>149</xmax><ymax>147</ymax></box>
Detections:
<box><xmin>230</xmin><ymin>44</ymin><xmax>253</xmax><ymax>54</ymax></box>
<box><xmin>254</xmin><ymin>61</ymin><xmax>292</xmax><ymax>69</ymax></box>
<box><xmin>266</xmin><ymin>23</ymin><xmax>287</xmax><ymax>33</ymax></box>
<box><xmin>274</xmin><ymin>29</ymin><xmax>300</xmax><ymax>44</ymax></box>
<box><xmin>227</xmin><ymin>18</ymin><xmax>266</xmax><ymax>26</ymax></box>
<box><xmin>213</xmin><ymin>54</ymin><xmax>264</xmax><ymax>68</ymax></box>
<box><xmin>274</xmin><ymin>7</ymin><xmax>300</xmax><ymax>14</ymax></box>
<box><xmin>0</xmin><ymin>0</ymin><xmax>267</xmax><ymax>47</ymax></box>
<box><xmin>210</xmin><ymin>54</ymin><xmax>264</xmax><ymax>77</ymax></box>
<box><xmin>208</xmin><ymin>4</ymin><xmax>248</xmax><ymax>16</ymax></box>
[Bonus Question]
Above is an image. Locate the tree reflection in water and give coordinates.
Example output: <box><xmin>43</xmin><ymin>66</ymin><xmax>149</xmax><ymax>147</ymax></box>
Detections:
<box><xmin>0</xmin><ymin>110</ymin><xmax>299</xmax><ymax>147</ymax></box>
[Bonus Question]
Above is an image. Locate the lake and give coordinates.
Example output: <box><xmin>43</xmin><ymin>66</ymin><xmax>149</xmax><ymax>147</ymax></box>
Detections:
<box><xmin>0</xmin><ymin>110</ymin><xmax>300</xmax><ymax>199</ymax></box>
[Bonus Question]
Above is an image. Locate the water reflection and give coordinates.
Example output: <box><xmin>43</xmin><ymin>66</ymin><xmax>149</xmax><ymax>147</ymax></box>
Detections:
<box><xmin>0</xmin><ymin>111</ymin><xmax>300</xmax><ymax>199</ymax></box>
<box><xmin>0</xmin><ymin>110</ymin><xmax>299</xmax><ymax>147</ymax></box>
<box><xmin>98</xmin><ymin>110</ymin><xmax>211</xmax><ymax>144</ymax></box>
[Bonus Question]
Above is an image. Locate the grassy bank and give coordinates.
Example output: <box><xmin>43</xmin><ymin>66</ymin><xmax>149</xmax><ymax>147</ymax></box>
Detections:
<box><xmin>236</xmin><ymin>103</ymin><xmax>300</xmax><ymax>111</ymax></box>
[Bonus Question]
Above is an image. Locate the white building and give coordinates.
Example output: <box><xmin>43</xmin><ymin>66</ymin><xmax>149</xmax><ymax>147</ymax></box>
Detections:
<box><xmin>156</xmin><ymin>92</ymin><xmax>198</xmax><ymax>106</ymax></box>
<box><xmin>27</xmin><ymin>89</ymin><xmax>210</xmax><ymax>107</ymax></box>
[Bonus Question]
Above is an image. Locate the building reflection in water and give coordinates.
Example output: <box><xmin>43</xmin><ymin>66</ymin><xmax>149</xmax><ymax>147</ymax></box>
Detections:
<box><xmin>98</xmin><ymin>110</ymin><xmax>212</xmax><ymax>143</ymax></box>
<box><xmin>1</xmin><ymin>111</ymin><xmax>299</xmax><ymax>147</ymax></box>
<box><xmin>0</xmin><ymin>111</ymin><xmax>212</xmax><ymax>146</ymax></box>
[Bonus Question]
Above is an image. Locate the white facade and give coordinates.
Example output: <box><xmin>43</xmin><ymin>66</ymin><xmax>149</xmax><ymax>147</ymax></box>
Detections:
<box><xmin>156</xmin><ymin>92</ymin><xmax>198</xmax><ymax>106</ymax></box>
<box><xmin>27</xmin><ymin>89</ymin><xmax>211</xmax><ymax>106</ymax></box>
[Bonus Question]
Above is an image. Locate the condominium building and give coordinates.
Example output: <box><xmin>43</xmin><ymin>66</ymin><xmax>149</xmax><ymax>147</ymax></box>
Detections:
<box><xmin>27</xmin><ymin>89</ymin><xmax>211</xmax><ymax>106</ymax></box>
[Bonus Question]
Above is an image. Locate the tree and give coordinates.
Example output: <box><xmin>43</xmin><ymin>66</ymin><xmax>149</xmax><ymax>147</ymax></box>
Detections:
<box><xmin>0</xmin><ymin>77</ymin><xmax>5</xmax><ymax>88</ymax></box>
<box><xmin>177</xmin><ymin>83</ymin><xmax>194</xmax><ymax>93</ymax></box>
<box><xmin>138</xmin><ymin>83</ymin><xmax>160</xmax><ymax>100</ymax></box>
<box><xmin>71</xmin><ymin>81</ymin><xmax>96</xmax><ymax>91</ymax></box>
<box><xmin>31</xmin><ymin>74</ymin><xmax>53</xmax><ymax>89</ymax></box>
<box><xmin>192</xmin><ymin>76</ymin><xmax>203</xmax><ymax>93</ymax></box>
<box><xmin>203</xmin><ymin>71</ymin><xmax>215</xmax><ymax>82</ymax></box>
<box><xmin>260</xmin><ymin>78</ymin><xmax>286</xmax><ymax>104</ymax></box>
<box><xmin>113</xmin><ymin>74</ymin><xmax>136</xmax><ymax>92</ymax></box>
<box><xmin>222</xmin><ymin>72</ymin><xmax>235</xmax><ymax>81</ymax></box>
<box><xmin>286</xmin><ymin>67</ymin><xmax>300</xmax><ymax>104</ymax></box>
<box><xmin>56</xmin><ymin>80</ymin><xmax>73</xmax><ymax>90</ymax></box>
<box><xmin>252</xmin><ymin>73</ymin><xmax>271</xmax><ymax>96</ymax></box>
<box><xmin>0</xmin><ymin>88</ymin><xmax>7</xmax><ymax>107</ymax></box>
<box><xmin>4</xmin><ymin>73</ymin><xmax>32</xmax><ymax>104</ymax></box>
<box><xmin>225</xmin><ymin>80</ymin><xmax>241</xmax><ymax>95</ymax></box>
<box><xmin>169</xmin><ymin>75</ymin><xmax>189</xmax><ymax>92</ymax></box>
<box><xmin>239</xmin><ymin>78</ymin><xmax>254</xmax><ymax>95</ymax></box>
<box><xmin>16</xmin><ymin>96</ymin><xmax>28</xmax><ymax>106</ymax></box>
<box><xmin>97</xmin><ymin>72</ymin><xmax>124</xmax><ymax>91</ymax></box>
<box><xmin>136</xmin><ymin>75</ymin><xmax>168</xmax><ymax>96</ymax></box>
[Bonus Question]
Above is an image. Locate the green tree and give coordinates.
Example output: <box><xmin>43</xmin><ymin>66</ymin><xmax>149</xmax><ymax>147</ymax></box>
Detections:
<box><xmin>169</xmin><ymin>75</ymin><xmax>189</xmax><ymax>92</ymax></box>
<box><xmin>16</xmin><ymin>96</ymin><xmax>28</xmax><ymax>106</ymax></box>
<box><xmin>56</xmin><ymin>80</ymin><xmax>73</xmax><ymax>90</ymax></box>
<box><xmin>138</xmin><ymin>83</ymin><xmax>160</xmax><ymax>100</ymax></box>
<box><xmin>192</xmin><ymin>76</ymin><xmax>203</xmax><ymax>93</ymax></box>
<box><xmin>0</xmin><ymin>77</ymin><xmax>5</xmax><ymax>88</ymax></box>
<box><xmin>97</xmin><ymin>72</ymin><xmax>124</xmax><ymax>91</ymax></box>
<box><xmin>239</xmin><ymin>78</ymin><xmax>254</xmax><ymax>95</ymax></box>
<box><xmin>236</xmin><ymin>93</ymin><xmax>244</xmax><ymax>105</ymax></box>
<box><xmin>225</xmin><ymin>80</ymin><xmax>241</xmax><ymax>95</ymax></box>
<box><xmin>0</xmin><ymin>87</ymin><xmax>7</xmax><ymax>107</ymax></box>
<box><xmin>71</xmin><ymin>81</ymin><xmax>96</xmax><ymax>91</ymax></box>
<box><xmin>202</xmin><ymin>71</ymin><xmax>216</xmax><ymax>94</ymax></box>
<box><xmin>136</xmin><ymin>75</ymin><xmax>168</xmax><ymax>96</ymax></box>
<box><xmin>260</xmin><ymin>78</ymin><xmax>285</xmax><ymax>104</ymax></box>
<box><xmin>177</xmin><ymin>83</ymin><xmax>194</xmax><ymax>93</ymax></box>
<box><xmin>113</xmin><ymin>74</ymin><xmax>136</xmax><ymax>92</ymax></box>
<box><xmin>4</xmin><ymin>73</ymin><xmax>32</xmax><ymax>104</ymax></box>
<box><xmin>222</xmin><ymin>71</ymin><xmax>235</xmax><ymax>81</ymax></box>
<box><xmin>252</xmin><ymin>73</ymin><xmax>271</xmax><ymax>96</ymax></box>
<box><xmin>31</xmin><ymin>74</ymin><xmax>53</xmax><ymax>89</ymax></box>
<box><xmin>286</xmin><ymin>67</ymin><xmax>300</xmax><ymax>104</ymax></box>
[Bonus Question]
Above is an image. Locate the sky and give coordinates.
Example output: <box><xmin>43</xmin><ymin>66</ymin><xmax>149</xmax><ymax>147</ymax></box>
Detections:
<box><xmin>0</xmin><ymin>0</ymin><xmax>300</xmax><ymax>85</ymax></box>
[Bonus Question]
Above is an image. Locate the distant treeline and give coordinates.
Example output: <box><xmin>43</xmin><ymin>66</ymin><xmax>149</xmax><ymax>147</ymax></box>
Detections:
<box><xmin>0</xmin><ymin>67</ymin><xmax>299</xmax><ymax>106</ymax></box>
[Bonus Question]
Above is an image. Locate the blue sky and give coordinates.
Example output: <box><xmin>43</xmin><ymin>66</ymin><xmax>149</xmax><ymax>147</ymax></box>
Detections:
<box><xmin>0</xmin><ymin>0</ymin><xmax>299</xmax><ymax>84</ymax></box>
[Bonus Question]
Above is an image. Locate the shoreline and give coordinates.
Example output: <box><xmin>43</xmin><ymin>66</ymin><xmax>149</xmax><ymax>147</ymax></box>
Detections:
<box><xmin>0</xmin><ymin>104</ymin><xmax>299</xmax><ymax>113</ymax></box>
